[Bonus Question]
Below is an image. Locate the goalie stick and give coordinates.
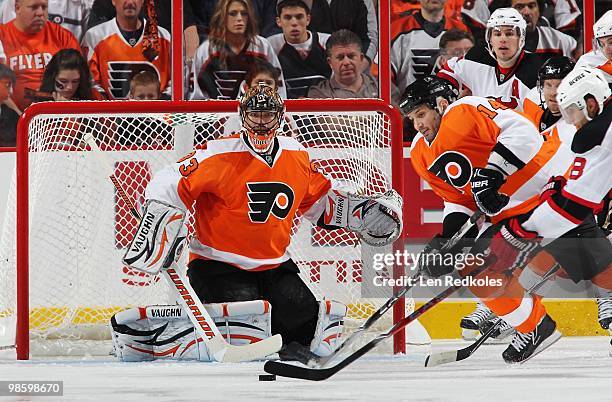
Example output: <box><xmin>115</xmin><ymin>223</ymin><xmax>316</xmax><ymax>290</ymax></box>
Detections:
<box><xmin>263</xmin><ymin>260</ymin><xmax>492</xmax><ymax>380</ymax></box>
<box><xmin>82</xmin><ymin>133</ymin><xmax>282</xmax><ymax>363</ymax></box>
<box><xmin>312</xmin><ymin>210</ymin><xmax>485</xmax><ymax>368</ymax></box>
<box><xmin>424</xmin><ymin>262</ymin><xmax>561</xmax><ymax>367</ymax></box>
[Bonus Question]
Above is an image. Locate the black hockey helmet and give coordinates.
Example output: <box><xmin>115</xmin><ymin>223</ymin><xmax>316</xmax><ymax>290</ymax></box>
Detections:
<box><xmin>537</xmin><ymin>56</ymin><xmax>575</xmax><ymax>86</ymax></box>
<box><xmin>399</xmin><ymin>76</ymin><xmax>459</xmax><ymax>115</ymax></box>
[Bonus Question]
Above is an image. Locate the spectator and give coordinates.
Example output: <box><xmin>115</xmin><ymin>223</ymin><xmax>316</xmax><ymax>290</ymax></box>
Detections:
<box><xmin>0</xmin><ymin>0</ymin><xmax>80</xmax><ymax>111</ymax></box>
<box><xmin>511</xmin><ymin>0</ymin><xmax>577</xmax><ymax>60</ymax></box>
<box><xmin>0</xmin><ymin>63</ymin><xmax>19</xmax><ymax>147</ymax></box>
<box><xmin>129</xmin><ymin>69</ymin><xmax>160</xmax><ymax>100</ymax></box>
<box><xmin>438</xmin><ymin>8</ymin><xmax>546</xmax><ymax>110</ymax></box>
<box><xmin>391</xmin><ymin>0</ymin><xmax>469</xmax><ymax>93</ymax></box>
<box><xmin>37</xmin><ymin>48</ymin><xmax>98</xmax><ymax>101</ymax></box>
<box><xmin>81</xmin><ymin>0</ymin><xmax>171</xmax><ymax>100</ymax></box>
<box><xmin>434</xmin><ymin>28</ymin><xmax>474</xmax><ymax>72</ymax></box>
<box><xmin>308</xmin><ymin>0</ymin><xmax>376</xmax><ymax>61</ymax></box>
<box><xmin>190</xmin><ymin>0</ymin><xmax>286</xmax><ymax>100</ymax></box>
<box><xmin>576</xmin><ymin>10</ymin><xmax>611</xmax><ymax>86</ymax></box>
<box><xmin>0</xmin><ymin>0</ymin><xmax>93</xmax><ymax>41</ymax></box>
<box><xmin>308</xmin><ymin>29</ymin><xmax>399</xmax><ymax>102</ymax></box>
<box><xmin>268</xmin><ymin>0</ymin><xmax>331</xmax><ymax>98</ymax></box>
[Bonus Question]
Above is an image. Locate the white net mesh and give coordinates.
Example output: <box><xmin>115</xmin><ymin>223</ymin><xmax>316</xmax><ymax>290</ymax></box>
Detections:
<box><xmin>0</xmin><ymin>104</ymin><xmax>418</xmax><ymax>356</ymax></box>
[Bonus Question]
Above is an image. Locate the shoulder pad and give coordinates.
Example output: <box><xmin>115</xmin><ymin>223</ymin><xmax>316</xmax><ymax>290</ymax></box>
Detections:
<box><xmin>571</xmin><ymin>104</ymin><xmax>611</xmax><ymax>154</ymax></box>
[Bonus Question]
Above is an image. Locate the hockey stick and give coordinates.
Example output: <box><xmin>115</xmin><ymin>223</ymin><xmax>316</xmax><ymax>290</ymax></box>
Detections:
<box><xmin>83</xmin><ymin>133</ymin><xmax>282</xmax><ymax>363</ymax></box>
<box><xmin>264</xmin><ymin>261</ymin><xmax>492</xmax><ymax>380</ymax></box>
<box><xmin>425</xmin><ymin>262</ymin><xmax>561</xmax><ymax>367</ymax></box>
<box><xmin>312</xmin><ymin>210</ymin><xmax>485</xmax><ymax>368</ymax></box>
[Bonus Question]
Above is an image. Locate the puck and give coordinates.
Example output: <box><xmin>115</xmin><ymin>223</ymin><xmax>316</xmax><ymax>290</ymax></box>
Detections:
<box><xmin>259</xmin><ymin>374</ymin><xmax>276</xmax><ymax>381</ymax></box>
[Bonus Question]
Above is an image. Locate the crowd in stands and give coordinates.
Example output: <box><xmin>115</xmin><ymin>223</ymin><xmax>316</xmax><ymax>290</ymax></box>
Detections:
<box><xmin>0</xmin><ymin>0</ymin><xmax>608</xmax><ymax>146</ymax></box>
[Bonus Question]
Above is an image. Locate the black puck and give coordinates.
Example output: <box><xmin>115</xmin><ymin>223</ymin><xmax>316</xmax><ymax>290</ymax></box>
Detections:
<box><xmin>259</xmin><ymin>374</ymin><xmax>276</xmax><ymax>381</ymax></box>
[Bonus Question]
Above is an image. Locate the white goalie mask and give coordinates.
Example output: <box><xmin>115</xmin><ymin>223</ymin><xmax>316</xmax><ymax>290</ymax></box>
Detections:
<box><xmin>556</xmin><ymin>66</ymin><xmax>611</xmax><ymax>124</ymax></box>
<box><xmin>485</xmin><ymin>8</ymin><xmax>527</xmax><ymax>59</ymax></box>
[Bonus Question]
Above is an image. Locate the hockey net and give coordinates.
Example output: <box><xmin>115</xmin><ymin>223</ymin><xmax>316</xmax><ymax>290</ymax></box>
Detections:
<box><xmin>0</xmin><ymin>99</ymin><xmax>429</xmax><ymax>359</ymax></box>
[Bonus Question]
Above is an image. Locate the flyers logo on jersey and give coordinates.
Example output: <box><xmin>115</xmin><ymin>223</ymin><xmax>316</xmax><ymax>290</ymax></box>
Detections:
<box><xmin>428</xmin><ymin>151</ymin><xmax>473</xmax><ymax>189</ymax></box>
<box><xmin>247</xmin><ymin>182</ymin><xmax>295</xmax><ymax>223</ymax></box>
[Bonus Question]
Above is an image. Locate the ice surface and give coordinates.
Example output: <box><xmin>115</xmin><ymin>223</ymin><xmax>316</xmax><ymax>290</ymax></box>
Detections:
<box><xmin>0</xmin><ymin>337</ymin><xmax>610</xmax><ymax>402</ymax></box>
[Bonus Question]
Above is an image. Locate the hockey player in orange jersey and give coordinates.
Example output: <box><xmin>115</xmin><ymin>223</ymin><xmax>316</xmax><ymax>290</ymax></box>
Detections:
<box><xmin>0</xmin><ymin>0</ymin><xmax>80</xmax><ymax>111</ymax></box>
<box><xmin>401</xmin><ymin>76</ymin><xmax>571</xmax><ymax>362</ymax></box>
<box><xmin>112</xmin><ymin>85</ymin><xmax>404</xmax><ymax>363</ymax></box>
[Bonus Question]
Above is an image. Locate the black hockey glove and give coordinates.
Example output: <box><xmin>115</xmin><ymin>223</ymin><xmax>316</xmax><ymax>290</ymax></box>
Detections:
<box><xmin>471</xmin><ymin>168</ymin><xmax>510</xmax><ymax>215</ymax></box>
<box><xmin>419</xmin><ymin>234</ymin><xmax>457</xmax><ymax>278</ymax></box>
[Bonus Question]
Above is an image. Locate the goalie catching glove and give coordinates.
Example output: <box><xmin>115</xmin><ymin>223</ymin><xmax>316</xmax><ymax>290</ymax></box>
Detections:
<box><xmin>123</xmin><ymin>200</ymin><xmax>188</xmax><ymax>275</ymax></box>
<box><xmin>322</xmin><ymin>189</ymin><xmax>403</xmax><ymax>247</ymax></box>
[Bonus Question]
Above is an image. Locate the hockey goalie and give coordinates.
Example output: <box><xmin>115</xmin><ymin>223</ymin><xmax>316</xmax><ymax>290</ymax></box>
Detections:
<box><xmin>110</xmin><ymin>84</ymin><xmax>403</xmax><ymax>363</ymax></box>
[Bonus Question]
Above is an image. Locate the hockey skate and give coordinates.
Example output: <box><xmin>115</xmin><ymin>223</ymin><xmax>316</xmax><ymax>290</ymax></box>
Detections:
<box><xmin>460</xmin><ymin>302</ymin><xmax>493</xmax><ymax>340</ymax></box>
<box><xmin>502</xmin><ymin>314</ymin><xmax>561</xmax><ymax>364</ymax></box>
<box><xmin>596</xmin><ymin>298</ymin><xmax>612</xmax><ymax>357</ymax></box>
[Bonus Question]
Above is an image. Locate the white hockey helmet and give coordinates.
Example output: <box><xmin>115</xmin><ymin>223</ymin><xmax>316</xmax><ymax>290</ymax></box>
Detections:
<box><xmin>593</xmin><ymin>10</ymin><xmax>612</xmax><ymax>55</ymax></box>
<box><xmin>556</xmin><ymin>66</ymin><xmax>611</xmax><ymax>123</ymax></box>
<box><xmin>485</xmin><ymin>8</ymin><xmax>527</xmax><ymax>58</ymax></box>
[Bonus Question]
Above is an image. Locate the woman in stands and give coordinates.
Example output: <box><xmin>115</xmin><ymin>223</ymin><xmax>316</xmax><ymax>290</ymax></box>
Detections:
<box><xmin>190</xmin><ymin>0</ymin><xmax>286</xmax><ymax>100</ymax></box>
<box><xmin>38</xmin><ymin>49</ymin><xmax>102</xmax><ymax>101</ymax></box>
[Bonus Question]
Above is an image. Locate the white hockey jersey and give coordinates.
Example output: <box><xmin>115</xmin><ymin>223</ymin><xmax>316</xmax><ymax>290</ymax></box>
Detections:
<box><xmin>438</xmin><ymin>47</ymin><xmax>545</xmax><ymax>110</ymax></box>
<box><xmin>391</xmin><ymin>10</ymin><xmax>469</xmax><ymax>93</ymax></box>
<box><xmin>0</xmin><ymin>0</ymin><xmax>93</xmax><ymax>41</ymax></box>
<box><xmin>523</xmin><ymin>103</ymin><xmax>612</xmax><ymax>239</ymax></box>
<box><xmin>576</xmin><ymin>51</ymin><xmax>612</xmax><ymax>85</ymax></box>
<box><xmin>190</xmin><ymin>36</ymin><xmax>286</xmax><ymax>100</ymax></box>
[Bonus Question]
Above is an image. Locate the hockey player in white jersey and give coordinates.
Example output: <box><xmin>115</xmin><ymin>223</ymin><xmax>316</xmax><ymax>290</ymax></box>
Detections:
<box><xmin>479</xmin><ymin>66</ymin><xmax>612</xmax><ymax>361</ymax></box>
<box><xmin>438</xmin><ymin>7</ymin><xmax>546</xmax><ymax>110</ymax></box>
<box><xmin>576</xmin><ymin>10</ymin><xmax>612</xmax><ymax>86</ymax></box>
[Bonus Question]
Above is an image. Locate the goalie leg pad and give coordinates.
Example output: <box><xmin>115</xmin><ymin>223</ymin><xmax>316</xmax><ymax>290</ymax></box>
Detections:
<box><xmin>123</xmin><ymin>199</ymin><xmax>187</xmax><ymax>275</ymax></box>
<box><xmin>110</xmin><ymin>301</ymin><xmax>273</xmax><ymax>362</ymax></box>
<box><xmin>323</xmin><ymin>189</ymin><xmax>403</xmax><ymax>247</ymax></box>
<box><xmin>310</xmin><ymin>299</ymin><xmax>347</xmax><ymax>357</ymax></box>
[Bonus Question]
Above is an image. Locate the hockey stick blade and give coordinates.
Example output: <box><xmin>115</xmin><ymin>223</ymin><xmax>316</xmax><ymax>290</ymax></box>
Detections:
<box><xmin>264</xmin><ymin>263</ymin><xmax>491</xmax><ymax>380</ymax></box>
<box><xmin>425</xmin><ymin>263</ymin><xmax>561</xmax><ymax>367</ymax></box>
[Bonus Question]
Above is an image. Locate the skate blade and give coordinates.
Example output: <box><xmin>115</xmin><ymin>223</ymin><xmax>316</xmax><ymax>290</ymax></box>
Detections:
<box><xmin>519</xmin><ymin>330</ymin><xmax>562</xmax><ymax>365</ymax></box>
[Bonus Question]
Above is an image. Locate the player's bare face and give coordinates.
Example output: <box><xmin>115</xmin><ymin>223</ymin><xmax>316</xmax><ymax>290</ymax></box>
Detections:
<box><xmin>490</xmin><ymin>27</ymin><xmax>520</xmax><ymax>63</ymax></box>
<box><xmin>277</xmin><ymin>7</ymin><xmax>311</xmax><ymax>44</ymax></box>
<box><xmin>596</xmin><ymin>36</ymin><xmax>612</xmax><ymax>61</ymax></box>
<box><xmin>249</xmin><ymin>73</ymin><xmax>277</xmax><ymax>90</ymax></box>
<box><xmin>407</xmin><ymin>104</ymin><xmax>441</xmax><ymax>142</ymax></box>
<box><xmin>512</xmin><ymin>0</ymin><xmax>539</xmax><ymax>31</ymax></box>
<box><xmin>112</xmin><ymin>0</ymin><xmax>142</xmax><ymax>19</ymax></box>
<box><xmin>329</xmin><ymin>44</ymin><xmax>364</xmax><ymax>86</ymax></box>
<box><xmin>541</xmin><ymin>79</ymin><xmax>562</xmax><ymax>115</ymax></box>
<box><xmin>226</xmin><ymin>2</ymin><xmax>248</xmax><ymax>36</ymax></box>
<box><xmin>55</xmin><ymin>69</ymin><xmax>81</xmax><ymax>100</ymax></box>
<box><xmin>15</xmin><ymin>0</ymin><xmax>48</xmax><ymax>34</ymax></box>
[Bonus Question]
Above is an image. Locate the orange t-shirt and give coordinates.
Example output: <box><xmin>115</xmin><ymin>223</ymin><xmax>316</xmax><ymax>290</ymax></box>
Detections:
<box><xmin>0</xmin><ymin>21</ymin><xmax>79</xmax><ymax>111</ymax></box>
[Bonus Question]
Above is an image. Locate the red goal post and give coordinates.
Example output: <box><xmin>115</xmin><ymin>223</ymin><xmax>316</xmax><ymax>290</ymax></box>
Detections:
<box><xmin>9</xmin><ymin>98</ymin><xmax>410</xmax><ymax>360</ymax></box>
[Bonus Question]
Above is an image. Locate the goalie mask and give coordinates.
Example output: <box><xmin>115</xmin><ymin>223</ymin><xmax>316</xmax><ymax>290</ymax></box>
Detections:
<box><xmin>239</xmin><ymin>84</ymin><xmax>284</xmax><ymax>154</ymax></box>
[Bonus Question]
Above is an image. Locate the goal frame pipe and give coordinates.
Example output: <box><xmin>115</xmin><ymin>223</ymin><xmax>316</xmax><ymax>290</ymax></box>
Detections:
<box><xmin>15</xmin><ymin>98</ymin><xmax>405</xmax><ymax>359</ymax></box>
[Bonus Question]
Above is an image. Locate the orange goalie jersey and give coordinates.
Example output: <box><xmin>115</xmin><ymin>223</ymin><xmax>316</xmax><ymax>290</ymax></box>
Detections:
<box><xmin>410</xmin><ymin>96</ymin><xmax>573</xmax><ymax>223</ymax></box>
<box><xmin>145</xmin><ymin>134</ymin><xmax>332</xmax><ymax>271</ymax></box>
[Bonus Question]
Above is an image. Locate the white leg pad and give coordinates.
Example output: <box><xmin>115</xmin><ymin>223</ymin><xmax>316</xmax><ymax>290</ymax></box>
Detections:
<box><xmin>110</xmin><ymin>300</ymin><xmax>273</xmax><ymax>362</ymax></box>
<box><xmin>310</xmin><ymin>299</ymin><xmax>347</xmax><ymax>357</ymax></box>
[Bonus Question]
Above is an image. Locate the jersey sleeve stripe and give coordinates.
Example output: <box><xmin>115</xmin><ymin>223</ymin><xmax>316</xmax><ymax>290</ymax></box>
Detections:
<box><xmin>546</xmin><ymin>196</ymin><xmax>585</xmax><ymax>225</ymax></box>
<box><xmin>561</xmin><ymin>187</ymin><xmax>603</xmax><ymax>209</ymax></box>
